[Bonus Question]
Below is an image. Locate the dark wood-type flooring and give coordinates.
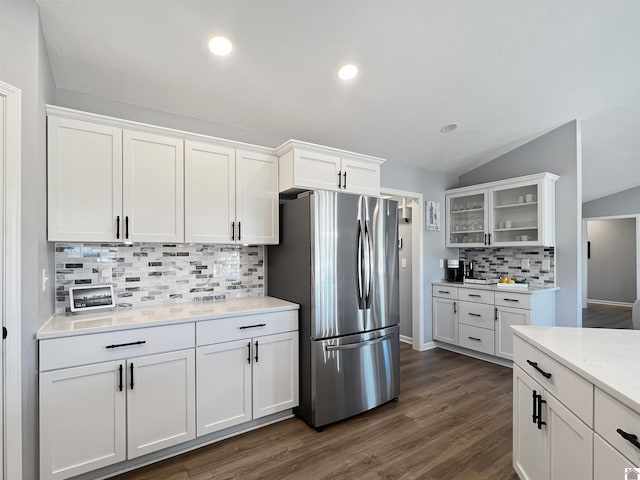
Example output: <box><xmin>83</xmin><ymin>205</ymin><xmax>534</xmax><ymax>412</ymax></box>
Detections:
<box><xmin>114</xmin><ymin>345</ymin><xmax>517</xmax><ymax>480</ymax></box>
<box><xmin>582</xmin><ymin>303</ymin><xmax>633</xmax><ymax>329</ymax></box>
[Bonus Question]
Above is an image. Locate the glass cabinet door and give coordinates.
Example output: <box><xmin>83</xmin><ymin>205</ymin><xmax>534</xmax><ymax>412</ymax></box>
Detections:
<box><xmin>446</xmin><ymin>190</ymin><xmax>488</xmax><ymax>247</ymax></box>
<box><xmin>490</xmin><ymin>181</ymin><xmax>540</xmax><ymax>245</ymax></box>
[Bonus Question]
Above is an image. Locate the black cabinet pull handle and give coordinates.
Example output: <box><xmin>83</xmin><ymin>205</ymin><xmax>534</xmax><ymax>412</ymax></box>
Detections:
<box><xmin>125</xmin><ymin>216</ymin><xmax>129</xmax><ymax>240</ymax></box>
<box><xmin>343</xmin><ymin>171</ymin><xmax>347</xmax><ymax>189</ymax></box>
<box><xmin>536</xmin><ymin>394</ymin><xmax>547</xmax><ymax>429</ymax></box>
<box><xmin>484</xmin><ymin>233</ymin><xmax>487</xmax><ymax>245</ymax></box>
<box><xmin>468</xmin><ymin>294</ymin><xmax>481</xmax><ymax>297</ymax></box>
<box><xmin>468</xmin><ymin>336</ymin><xmax>481</xmax><ymax>341</ymax></box>
<box><xmin>247</xmin><ymin>342</ymin><xmax>251</xmax><ymax>364</ymax></box>
<box><xmin>495</xmin><ymin>307</ymin><xmax>498</xmax><ymax>320</ymax></box>
<box><xmin>106</xmin><ymin>340</ymin><xmax>146</xmax><ymax>349</ymax></box>
<box><xmin>617</xmin><ymin>428</ymin><xmax>640</xmax><ymax>450</ymax></box>
<box><xmin>337</xmin><ymin>170</ymin><xmax>342</xmax><ymax>188</ymax></box>
<box><xmin>231</xmin><ymin>221</ymin><xmax>235</xmax><ymax>241</ymax></box>
<box><xmin>238</xmin><ymin>222</ymin><xmax>241</xmax><ymax>241</ymax></box>
<box><xmin>468</xmin><ymin>312</ymin><xmax>482</xmax><ymax>317</ymax></box>
<box><xmin>488</xmin><ymin>233</ymin><xmax>491</xmax><ymax>245</ymax></box>
<box><xmin>254</xmin><ymin>340</ymin><xmax>259</xmax><ymax>363</ymax></box>
<box><xmin>116</xmin><ymin>216</ymin><xmax>120</xmax><ymax>239</ymax></box>
<box><xmin>118</xmin><ymin>364</ymin><xmax>123</xmax><ymax>392</ymax></box>
<box><xmin>438</xmin><ymin>290</ymin><xmax>450</xmax><ymax>294</ymax></box>
<box><xmin>130</xmin><ymin>363</ymin><xmax>134</xmax><ymax>390</ymax></box>
<box><xmin>532</xmin><ymin>390</ymin><xmax>538</xmax><ymax>424</ymax></box>
<box><xmin>504</xmin><ymin>298</ymin><xmax>520</xmax><ymax>302</ymax></box>
<box><xmin>527</xmin><ymin>360</ymin><xmax>552</xmax><ymax>379</ymax></box>
<box><xmin>453</xmin><ymin>301</ymin><xmax>457</xmax><ymax>314</ymax></box>
<box><xmin>239</xmin><ymin>323</ymin><xmax>267</xmax><ymax>330</ymax></box>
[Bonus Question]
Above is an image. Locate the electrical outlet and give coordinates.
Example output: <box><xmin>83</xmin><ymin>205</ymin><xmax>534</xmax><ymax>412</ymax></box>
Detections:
<box><xmin>401</xmin><ymin>258</ymin><xmax>407</xmax><ymax>268</ymax></box>
<box><xmin>42</xmin><ymin>269</ymin><xmax>49</xmax><ymax>293</ymax></box>
<box><xmin>100</xmin><ymin>267</ymin><xmax>113</xmax><ymax>280</ymax></box>
<box><xmin>439</xmin><ymin>259</ymin><xmax>444</xmax><ymax>268</ymax></box>
<box><xmin>521</xmin><ymin>259</ymin><xmax>530</xmax><ymax>270</ymax></box>
<box><xmin>542</xmin><ymin>259</ymin><xmax>550</xmax><ymax>270</ymax></box>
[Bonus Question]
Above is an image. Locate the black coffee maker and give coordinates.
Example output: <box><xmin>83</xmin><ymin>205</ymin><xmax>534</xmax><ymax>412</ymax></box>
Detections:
<box><xmin>444</xmin><ymin>259</ymin><xmax>464</xmax><ymax>282</ymax></box>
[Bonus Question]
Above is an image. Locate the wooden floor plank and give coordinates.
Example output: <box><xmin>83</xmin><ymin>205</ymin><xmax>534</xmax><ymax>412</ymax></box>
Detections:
<box><xmin>582</xmin><ymin>303</ymin><xmax>633</xmax><ymax>329</ymax></box>
<box><xmin>114</xmin><ymin>345</ymin><xmax>518</xmax><ymax>480</ymax></box>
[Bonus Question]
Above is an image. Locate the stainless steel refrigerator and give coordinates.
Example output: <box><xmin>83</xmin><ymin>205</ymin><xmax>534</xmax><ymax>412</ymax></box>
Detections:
<box><xmin>268</xmin><ymin>190</ymin><xmax>400</xmax><ymax>429</ymax></box>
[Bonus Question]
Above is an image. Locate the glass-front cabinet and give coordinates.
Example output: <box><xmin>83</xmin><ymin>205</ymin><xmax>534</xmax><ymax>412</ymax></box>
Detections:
<box><xmin>445</xmin><ymin>173</ymin><xmax>558</xmax><ymax>248</ymax></box>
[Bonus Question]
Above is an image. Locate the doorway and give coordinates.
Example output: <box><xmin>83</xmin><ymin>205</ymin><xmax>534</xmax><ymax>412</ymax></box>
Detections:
<box><xmin>582</xmin><ymin>215</ymin><xmax>640</xmax><ymax>328</ymax></box>
<box><xmin>381</xmin><ymin>188</ymin><xmax>425</xmax><ymax>350</ymax></box>
<box><xmin>1</xmin><ymin>79</ymin><xmax>23</xmax><ymax>479</ymax></box>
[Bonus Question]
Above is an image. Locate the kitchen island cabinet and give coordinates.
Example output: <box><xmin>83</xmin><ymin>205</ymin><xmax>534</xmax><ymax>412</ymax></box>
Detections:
<box><xmin>512</xmin><ymin>326</ymin><xmax>640</xmax><ymax>480</ymax></box>
<box><xmin>38</xmin><ymin>297</ymin><xmax>298</xmax><ymax>480</ymax></box>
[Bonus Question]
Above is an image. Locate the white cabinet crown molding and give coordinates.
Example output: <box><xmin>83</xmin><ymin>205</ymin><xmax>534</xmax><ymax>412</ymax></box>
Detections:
<box><xmin>445</xmin><ymin>171</ymin><xmax>559</xmax><ymax>195</ymax></box>
<box><xmin>275</xmin><ymin>139</ymin><xmax>385</xmax><ymax>165</ymax></box>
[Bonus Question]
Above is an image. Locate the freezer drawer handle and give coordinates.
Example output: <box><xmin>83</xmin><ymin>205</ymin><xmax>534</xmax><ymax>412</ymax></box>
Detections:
<box><xmin>239</xmin><ymin>323</ymin><xmax>267</xmax><ymax>330</ymax></box>
<box><xmin>325</xmin><ymin>332</ymin><xmax>394</xmax><ymax>351</ymax></box>
<box><xmin>106</xmin><ymin>340</ymin><xmax>146</xmax><ymax>349</ymax></box>
<box><xmin>526</xmin><ymin>360</ymin><xmax>552</xmax><ymax>379</ymax></box>
<box><xmin>616</xmin><ymin>429</ymin><xmax>640</xmax><ymax>450</ymax></box>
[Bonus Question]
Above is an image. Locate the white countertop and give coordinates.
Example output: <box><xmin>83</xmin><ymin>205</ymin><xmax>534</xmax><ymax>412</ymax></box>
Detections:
<box><xmin>433</xmin><ymin>280</ymin><xmax>558</xmax><ymax>295</ymax></box>
<box><xmin>37</xmin><ymin>296</ymin><xmax>299</xmax><ymax>340</ymax></box>
<box><xmin>512</xmin><ymin>326</ymin><xmax>640</xmax><ymax>413</ymax></box>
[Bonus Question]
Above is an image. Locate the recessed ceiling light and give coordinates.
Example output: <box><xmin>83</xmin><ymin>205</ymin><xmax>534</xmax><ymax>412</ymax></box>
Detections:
<box><xmin>338</xmin><ymin>64</ymin><xmax>358</xmax><ymax>80</ymax></box>
<box><xmin>440</xmin><ymin>123</ymin><xmax>458</xmax><ymax>134</ymax></box>
<box><xmin>208</xmin><ymin>36</ymin><xmax>233</xmax><ymax>56</ymax></box>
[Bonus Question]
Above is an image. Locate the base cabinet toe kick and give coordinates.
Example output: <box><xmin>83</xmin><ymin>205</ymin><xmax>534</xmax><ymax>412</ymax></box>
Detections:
<box><xmin>38</xmin><ymin>309</ymin><xmax>299</xmax><ymax>480</ymax></box>
<box><xmin>512</xmin><ymin>330</ymin><xmax>640</xmax><ymax>480</ymax></box>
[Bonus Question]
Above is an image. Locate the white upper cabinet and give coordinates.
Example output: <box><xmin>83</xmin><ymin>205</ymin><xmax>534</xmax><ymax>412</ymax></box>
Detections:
<box><xmin>184</xmin><ymin>143</ymin><xmax>278</xmax><ymax>244</ymax></box>
<box><xmin>123</xmin><ymin>130</ymin><xmax>184</xmax><ymax>243</ymax></box>
<box><xmin>47</xmin><ymin>116</ymin><xmax>123</xmax><ymax>242</ymax></box>
<box><xmin>445</xmin><ymin>172</ymin><xmax>558</xmax><ymax>247</ymax></box>
<box><xmin>277</xmin><ymin>141</ymin><xmax>383</xmax><ymax>196</ymax></box>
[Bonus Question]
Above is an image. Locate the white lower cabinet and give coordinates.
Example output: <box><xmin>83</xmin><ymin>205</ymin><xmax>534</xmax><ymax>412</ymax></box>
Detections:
<box><xmin>594</xmin><ymin>433</ymin><xmax>634</xmax><ymax>480</ymax></box>
<box><xmin>432</xmin><ymin>286</ymin><xmax>459</xmax><ymax>344</ymax></box>
<box><xmin>495</xmin><ymin>306</ymin><xmax>530</xmax><ymax>359</ymax></box>
<box><xmin>513</xmin><ymin>365</ymin><xmax>592</xmax><ymax>480</ymax></box>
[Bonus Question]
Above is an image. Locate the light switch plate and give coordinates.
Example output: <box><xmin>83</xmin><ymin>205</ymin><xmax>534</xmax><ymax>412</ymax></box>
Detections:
<box><xmin>542</xmin><ymin>259</ymin><xmax>550</xmax><ymax>270</ymax></box>
<box><xmin>401</xmin><ymin>258</ymin><xmax>407</xmax><ymax>268</ymax></box>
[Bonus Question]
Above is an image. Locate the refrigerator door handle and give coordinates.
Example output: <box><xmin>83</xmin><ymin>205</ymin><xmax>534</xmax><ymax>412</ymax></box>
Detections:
<box><xmin>325</xmin><ymin>332</ymin><xmax>394</xmax><ymax>351</ymax></box>
<box><xmin>357</xmin><ymin>220</ymin><xmax>364</xmax><ymax>309</ymax></box>
<box><xmin>364</xmin><ymin>220</ymin><xmax>372</xmax><ymax>309</ymax></box>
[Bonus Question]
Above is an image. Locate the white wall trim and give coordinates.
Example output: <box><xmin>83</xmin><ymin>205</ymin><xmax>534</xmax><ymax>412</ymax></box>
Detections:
<box><xmin>435</xmin><ymin>343</ymin><xmax>513</xmax><ymax>368</ymax></box>
<box><xmin>0</xmin><ymin>80</ymin><xmax>23</xmax><ymax>480</ymax></box>
<box><xmin>380</xmin><ymin>187</ymin><xmax>426</xmax><ymax>351</ymax></box>
<box><xmin>399</xmin><ymin>335</ymin><xmax>413</xmax><ymax>345</ymax></box>
<box><xmin>582</xmin><ymin>215</ymin><xmax>640</xmax><ymax>308</ymax></box>
<box><xmin>420</xmin><ymin>341</ymin><xmax>437</xmax><ymax>351</ymax></box>
<box><xmin>586</xmin><ymin>299</ymin><xmax>633</xmax><ymax>308</ymax></box>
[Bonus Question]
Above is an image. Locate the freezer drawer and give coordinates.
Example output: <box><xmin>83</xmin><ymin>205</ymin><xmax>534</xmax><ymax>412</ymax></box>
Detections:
<box><xmin>311</xmin><ymin>325</ymin><xmax>400</xmax><ymax>428</ymax></box>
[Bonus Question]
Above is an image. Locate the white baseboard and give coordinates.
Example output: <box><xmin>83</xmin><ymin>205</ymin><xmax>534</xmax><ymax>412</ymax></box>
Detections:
<box><xmin>434</xmin><ymin>342</ymin><xmax>513</xmax><ymax>368</ymax></box>
<box><xmin>587</xmin><ymin>299</ymin><xmax>633</xmax><ymax>308</ymax></box>
<box><xmin>400</xmin><ymin>335</ymin><xmax>413</xmax><ymax>345</ymax></box>
<box><xmin>418</xmin><ymin>341</ymin><xmax>437</xmax><ymax>351</ymax></box>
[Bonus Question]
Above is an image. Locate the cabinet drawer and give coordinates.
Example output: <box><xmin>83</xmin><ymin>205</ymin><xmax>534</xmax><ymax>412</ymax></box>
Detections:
<box><xmin>432</xmin><ymin>285</ymin><xmax>458</xmax><ymax>300</ymax></box>
<box><xmin>39</xmin><ymin>323</ymin><xmax>195</xmax><ymax>372</ymax></box>
<box><xmin>459</xmin><ymin>288</ymin><xmax>494</xmax><ymax>304</ymax></box>
<box><xmin>594</xmin><ymin>433</ymin><xmax>634</xmax><ymax>480</ymax></box>
<box><xmin>459</xmin><ymin>301</ymin><xmax>495</xmax><ymax>329</ymax></box>
<box><xmin>495</xmin><ymin>291</ymin><xmax>531</xmax><ymax>309</ymax></box>
<box><xmin>458</xmin><ymin>324</ymin><xmax>494</xmax><ymax>355</ymax></box>
<box><xmin>513</xmin><ymin>335</ymin><xmax>593</xmax><ymax>426</ymax></box>
<box><xmin>595</xmin><ymin>388</ymin><xmax>640</xmax><ymax>466</ymax></box>
<box><xmin>197</xmin><ymin>310</ymin><xmax>298</xmax><ymax>346</ymax></box>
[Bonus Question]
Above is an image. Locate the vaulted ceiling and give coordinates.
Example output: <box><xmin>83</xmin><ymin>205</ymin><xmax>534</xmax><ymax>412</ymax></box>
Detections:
<box><xmin>37</xmin><ymin>0</ymin><xmax>640</xmax><ymax>201</ymax></box>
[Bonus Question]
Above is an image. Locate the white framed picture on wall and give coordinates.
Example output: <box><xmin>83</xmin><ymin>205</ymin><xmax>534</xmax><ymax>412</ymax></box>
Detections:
<box><xmin>425</xmin><ymin>200</ymin><xmax>440</xmax><ymax>231</ymax></box>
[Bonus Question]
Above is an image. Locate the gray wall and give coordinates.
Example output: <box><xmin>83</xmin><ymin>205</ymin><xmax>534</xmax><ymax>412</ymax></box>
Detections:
<box><xmin>458</xmin><ymin>121</ymin><xmax>582</xmax><ymax>327</ymax></box>
<box><xmin>0</xmin><ymin>0</ymin><xmax>56</xmax><ymax>477</ymax></box>
<box><xmin>398</xmin><ymin>209</ymin><xmax>413</xmax><ymax>338</ymax></box>
<box><xmin>587</xmin><ymin>219</ymin><xmax>637</xmax><ymax>303</ymax></box>
<box><xmin>381</xmin><ymin>163</ymin><xmax>458</xmax><ymax>345</ymax></box>
<box><xmin>583</xmin><ymin>185</ymin><xmax>640</xmax><ymax>218</ymax></box>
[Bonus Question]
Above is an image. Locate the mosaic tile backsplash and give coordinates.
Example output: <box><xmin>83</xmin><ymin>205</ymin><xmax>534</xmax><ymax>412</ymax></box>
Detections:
<box><xmin>459</xmin><ymin>247</ymin><xmax>555</xmax><ymax>286</ymax></box>
<box><xmin>55</xmin><ymin>243</ymin><xmax>264</xmax><ymax>313</ymax></box>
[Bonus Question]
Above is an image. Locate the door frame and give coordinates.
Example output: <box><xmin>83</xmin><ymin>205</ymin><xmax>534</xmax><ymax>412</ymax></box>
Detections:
<box><xmin>380</xmin><ymin>187</ymin><xmax>426</xmax><ymax>351</ymax></box>
<box><xmin>0</xmin><ymin>80</ymin><xmax>22</xmax><ymax>479</ymax></box>
<box><xmin>582</xmin><ymin>214</ymin><xmax>640</xmax><ymax>308</ymax></box>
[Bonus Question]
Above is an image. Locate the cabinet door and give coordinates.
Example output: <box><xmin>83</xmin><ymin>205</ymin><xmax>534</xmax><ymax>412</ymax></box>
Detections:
<box><xmin>341</xmin><ymin>156</ymin><xmax>380</xmax><ymax>195</ymax></box>
<box><xmin>196</xmin><ymin>340</ymin><xmax>252</xmax><ymax>436</ymax></box>
<box><xmin>292</xmin><ymin>148</ymin><xmax>341</xmax><ymax>191</ymax></box>
<box><xmin>252</xmin><ymin>331</ymin><xmax>299</xmax><ymax>419</ymax></box>
<box><xmin>123</xmin><ymin>130</ymin><xmax>184</xmax><ymax>242</ymax></box>
<box><xmin>47</xmin><ymin>116</ymin><xmax>122</xmax><ymax>242</ymax></box>
<box><xmin>594</xmin><ymin>433</ymin><xmax>634</xmax><ymax>480</ymax></box>
<box><xmin>546</xmin><ymin>392</ymin><xmax>593</xmax><ymax>480</ymax></box>
<box><xmin>445</xmin><ymin>189</ymin><xmax>488</xmax><ymax>247</ymax></box>
<box><xmin>432</xmin><ymin>297</ymin><xmax>458</xmax><ymax>344</ymax></box>
<box><xmin>495</xmin><ymin>306</ymin><xmax>530</xmax><ymax>360</ymax></box>
<box><xmin>184</xmin><ymin>141</ymin><xmax>236</xmax><ymax>243</ymax></box>
<box><xmin>236</xmin><ymin>149</ymin><xmax>279</xmax><ymax>244</ymax></box>
<box><xmin>40</xmin><ymin>362</ymin><xmax>126</xmax><ymax>480</ymax></box>
<box><xmin>127</xmin><ymin>349</ymin><xmax>195</xmax><ymax>459</ymax></box>
<box><xmin>513</xmin><ymin>366</ymin><xmax>548</xmax><ymax>480</ymax></box>
<box><xmin>490</xmin><ymin>179</ymin><xmax>542</xmax><ymax>246</ymax></box>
